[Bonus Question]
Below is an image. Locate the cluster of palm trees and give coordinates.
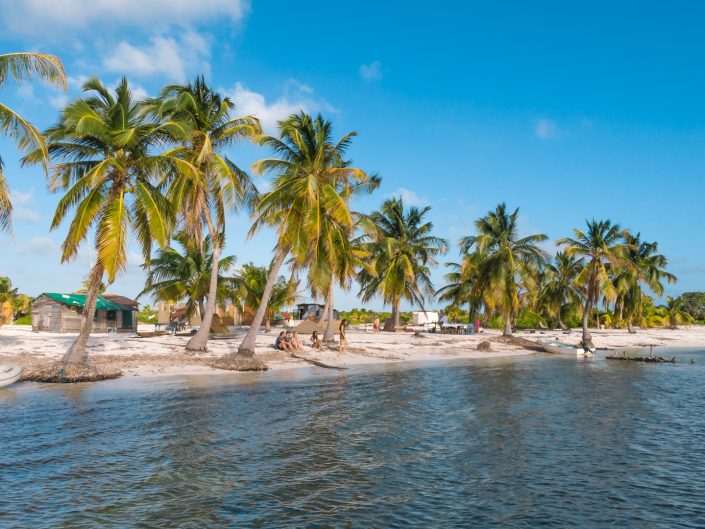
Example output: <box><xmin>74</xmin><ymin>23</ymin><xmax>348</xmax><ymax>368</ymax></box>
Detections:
<box><xmin>1</xmin><ymin>51</ymin><xmax>684</xmax><ymax>372</ymax></box>
<box><xmin>439</xmin><ymin>205</ymin><xmax>678</xmax><ymax>345</ymax></box>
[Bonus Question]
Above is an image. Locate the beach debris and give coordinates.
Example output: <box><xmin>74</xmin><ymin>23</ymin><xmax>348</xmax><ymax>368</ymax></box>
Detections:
<box><xmin>210</xmin><ymin>353</ymin><xmax>268</xmax><ymax>372</ymax></box>
<box><xmin>290</xmin><ymin>352</ymin><xmax>348</xmax><ymax>370</ymax></box>
<box><xmin>477</xmin><ymin>340</ymin><xmax>492</xmax><ymax>352</ymax></box>
<box><xmin>606</xmin><ymin>346</ymin><xmax>676</xmax><ymax>364</ymax></box>
<box><xmin>22</xmin><ymin>361</ymin><xmax>122</xmax><ymax>383</ymax></box>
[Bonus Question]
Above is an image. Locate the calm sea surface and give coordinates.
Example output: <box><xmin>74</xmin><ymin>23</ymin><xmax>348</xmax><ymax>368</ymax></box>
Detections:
<box><xmin>1</xmin><ymin>350</ymin><xmax>704</xmax><ymax>528</ymax></box>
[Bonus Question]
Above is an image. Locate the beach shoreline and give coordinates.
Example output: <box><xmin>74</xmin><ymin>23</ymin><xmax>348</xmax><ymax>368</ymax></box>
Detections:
<box><xmin>1</xmin><ymin>324</ymin><xmax>704</xmax><ymax>381</ymax></box>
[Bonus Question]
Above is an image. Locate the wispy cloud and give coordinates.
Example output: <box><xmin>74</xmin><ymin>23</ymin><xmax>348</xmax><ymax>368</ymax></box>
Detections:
<box><xmin>228</xmin><ymin>80</ymin><xmax>335</xmax><ymax>133</ymax></box>
<box><xmin>103</xmin><ymin>32</ymin><xmax>210</xmax><ymax>82</ymax></box>
<box><xmin>1</xmin><ymin>0</ymin><xmax>250</xmax><ymax>34</ymax></box>
<box><xmin>534</xmin><ymin>118</ymin><xmax>558</xmax><ymax>139</ymax></box>
<box><xmin>17</xmin><ymin>236</ymin><xmax>58</xmax><ymax>255</ymax></box>
<box><xmin>388</xmin><ymin>187</ymin><xmax>430</xmax><ymax>207</ymax></box>
<box><xmin>360</xmin><ymin>60</ymin><xmax>382</xmax><ymax>82</ymax></box>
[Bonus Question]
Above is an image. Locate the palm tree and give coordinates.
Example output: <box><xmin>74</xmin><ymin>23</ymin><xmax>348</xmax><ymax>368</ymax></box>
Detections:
<box><xmin>662</xmin><ymin>296</ymin><xmax>694</xmax><ymax>329</ymax></box>
<box><xmin>147</xmin><ymin>76</ymin><xmax>261</xmax><ymax>352</ymax></box>
<box><xmin>140</xmin><ymin>232</ymin><xmax>236</xmax><ymax>320</ymax></box>
<box><xmin>237</xmin><ymin>112</ymin><xmax>378</xmax><ymax>356</ymax></box>
<box><xmin>358</xmin><ymin>197</ymin><xmax>448</xmax><ymax>331</ymax></box>
<box><xmin>233</xmin><ymin>263</ymin><xmax>298</xmax><ymax>332</ymax></box>
<box><xmin>1</xmin><ymin>52</ymin><xmax>66</xmax><ymax>232</ymax></box>
<box><xmin>538</xmin><ymin>252</ymin><xmax>583</xmax><ymax>329</ymax></box>
<box><xmin>29</xmin><ymin>77</ymin><xmax>177</xmax><ymax>368</ymax></box>
<box><xmin>460</xmin><ymin>203</ymin><xmax>547</xmax><ymax>336</ymax></box>
<box><xmin>557</xmin><ymin>219</ymin><xmax>630</xmax><ymax>344</ymax></box>
<box><xmin>613</xmin><ymin>233</ymin><xmax>676</xmax><ymax>333</ymax></box>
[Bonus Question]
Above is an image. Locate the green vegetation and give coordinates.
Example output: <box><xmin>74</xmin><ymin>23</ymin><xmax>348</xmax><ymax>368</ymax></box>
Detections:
<box><xmin>137</xmin><ymin>305</ymin><xmax>158</xmax><ymax>324</ymax></box>
<box><xmin>679</xmin><ymin>292</ymin><xmax>705</xmax><ymax>322</ymax></box>
<box><xmin>0</xmin><ymin>276</ymin><xmax>32</xmax><ymax>325</ymax></box>
<box><xmin>358</xmin><ymin>197</ymin><xmax>447</xmax><ymax>331</ymax></box>
<box><xmin>1</xmin><ymin>52</ymin><xmax>66</xmax><ymax>233</ymax></box>
<box><xmin>233</xmin><ymin>263</ymin><xmax>298</xmax><ymax>332</ymax></box>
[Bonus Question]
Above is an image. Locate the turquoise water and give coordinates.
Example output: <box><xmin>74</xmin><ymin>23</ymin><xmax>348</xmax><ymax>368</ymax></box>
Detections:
<box><xmin>1</xmin><ymin>350</ymin><xmax>704</xmax><ymax>528</ymax></box>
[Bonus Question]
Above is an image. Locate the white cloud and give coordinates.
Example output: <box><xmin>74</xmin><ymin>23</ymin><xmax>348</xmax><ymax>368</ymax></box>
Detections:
<box><xmin>17</xmin><ymin>236</ymin><xmax>58</xmax><ymax>255</ymax></box>
<box><xmin>228</xmin><ymin>81</ymin><xmax>334</xmax><ymax>133</ymax></box>
<box><xmin>15</xmin><ymin>207</ymin><xmax>41</xmax><ymax>222</ymax></box>
<box><xmin>389</xmin><ymin>187</ymin><xmax>430</xmax><ymax>207</ymax></box>
<box><xmin>10</xmin><ymin>189</ymin><xmax>33</xmax><ymax>206</ymax></box>
<box><xmin>103</xmin><ymin>32</ymin><xmax>210</xmax><ymax>81</ymax></box>
<box><xmin>1</xmin><ymin>0</ymin><xmax>249</xmax><ymax>34</ymax></box>
<box><xmin>49</xmin><ymin>93</ymin><xmax>69</xmax><ymax>110</ymax></box>
<box><xmin>360</xmin><ymin>60</ymin><xmax>382</xmax><ymax>82</ymax></box>
<box><xmin>535</xmin><ymin>118</ymin><xmax>558</xmax><ymax>139</ymax></box>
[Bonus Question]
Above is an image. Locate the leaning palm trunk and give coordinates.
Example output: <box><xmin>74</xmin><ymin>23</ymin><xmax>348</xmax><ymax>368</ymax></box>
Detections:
<box><xmin>627</xmin><ymin>319</ymin><xmax>636</xmax><ymax>334</ymax></box>
<box><xmin>503</xmin><ymin>313</ymin><xmax>513</xmax><ymax>336</ymax></box>
<box><xmin>581</xmin><ymin>300</ymin><xmax>592</xmax><ymax>342</ymax></box>
<box><xmin>187</xmin><ymin>220</ymin><xmax>221</xmax><ymax>352</ymax></box>
<box><xmin>63</xmin><ymin>264</ymin><xmax>104</xmax><ymax>365</ymax></box>
<box><xmin>323</xmin><ymin>287</ymin><xmax>335</xmax><ymax>342</ymax></box>
<box><xmin>238</xmin><ymin>248</ymin><xmax>288</xmax><ymax>356</ymax></box>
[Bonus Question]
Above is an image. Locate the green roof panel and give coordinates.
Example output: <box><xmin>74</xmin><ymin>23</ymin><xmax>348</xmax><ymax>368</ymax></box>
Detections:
<box><xmin>42</xmin><ymin>293</ymin><xmax>130</xmax><ymax>311</ymax></box>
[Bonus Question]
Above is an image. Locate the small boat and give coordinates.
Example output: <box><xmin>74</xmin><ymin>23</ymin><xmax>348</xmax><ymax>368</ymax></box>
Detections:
<box><xmin>537</xmin><ymin>338</ymin><xmax>594</xmax><ymax>356</ymax></box>
<box><xmin>0</xmin><ymin>365</ymin><xmax>23</xmax><ymax>388</ymax></box>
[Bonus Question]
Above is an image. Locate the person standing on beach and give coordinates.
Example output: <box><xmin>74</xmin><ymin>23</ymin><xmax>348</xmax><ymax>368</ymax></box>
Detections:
<box><xmin>339</xmin><ymin>319</ymin><xmax>348</xmax><ymax>353</ymax></box>
<box><xmin>474</xmin><ymin>318</ymin><xmax>480</xmax><ymax>334</ymax></box>
<box><xmin>373</xmin><ymin>317</ymin><xmax>379</xmax><ymax>333</ymax></box>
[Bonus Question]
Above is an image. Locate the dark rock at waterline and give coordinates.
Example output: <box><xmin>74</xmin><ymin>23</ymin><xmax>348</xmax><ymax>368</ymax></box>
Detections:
<box><xmin>211</xmin><ymin>354</ymin><xmax>269</xmax><ymax>372</ymax></box>
<box><xmin>477</xmin><ymin>340</ymin><xmax>492</xmax><ymax>352</ymax></box>
<box><xmin>22</xmin><ymin>362</ymin><xmax>122</xmax><ymax>383</ymax></box>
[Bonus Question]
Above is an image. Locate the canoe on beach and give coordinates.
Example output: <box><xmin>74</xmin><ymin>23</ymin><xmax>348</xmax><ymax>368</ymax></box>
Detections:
<box><xmin>0</xmin><ymin>365</ymin><xmax>23</xmax><ymax>388</ymax></box>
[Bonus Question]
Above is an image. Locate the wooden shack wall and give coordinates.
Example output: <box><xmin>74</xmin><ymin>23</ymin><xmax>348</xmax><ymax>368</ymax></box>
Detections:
<box><xmin>31</xmin><ymin>296</ymin><xmax>137</xmax><ymax>333</ymax></box>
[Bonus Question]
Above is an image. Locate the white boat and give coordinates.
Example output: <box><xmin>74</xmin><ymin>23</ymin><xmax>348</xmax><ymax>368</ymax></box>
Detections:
<box><xmin>537</xmin><ymin>338</ymin><xmax>594</xmax><ymax>356</ymax></box>
<box><xmin>0</xmin><ymin>365</ymin><xmax>23</xmax><ymax>388</ymax></box>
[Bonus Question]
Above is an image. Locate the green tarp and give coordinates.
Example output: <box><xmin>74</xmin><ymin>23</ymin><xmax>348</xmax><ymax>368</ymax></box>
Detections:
<box><xmin>41</xmin><ymin>293</ymin><xmax>132</xmax><ymax>311</ymax></box>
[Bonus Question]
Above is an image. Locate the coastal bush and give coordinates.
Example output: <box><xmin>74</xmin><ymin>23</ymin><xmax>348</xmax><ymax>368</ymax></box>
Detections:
<box><xmin>680</xmin><ymin>292</ymin><xmax>705</xmax><ymax>321</ymax></box>
<box><xmin>12</xmin><ymin>315</ymin><xmax>31</xmax><ymax>325</ymax></box>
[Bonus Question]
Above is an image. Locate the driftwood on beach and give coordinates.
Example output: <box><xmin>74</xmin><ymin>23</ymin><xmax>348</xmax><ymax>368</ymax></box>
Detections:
<box><xmin>606</xmin><ymin>352</ymin><xmax>676</xmax><ymax>364</ymax></box>
<box><xmin>290</xmin><ymin>352</ymin><xmax>348</xmax><ymax>370</ymax></box>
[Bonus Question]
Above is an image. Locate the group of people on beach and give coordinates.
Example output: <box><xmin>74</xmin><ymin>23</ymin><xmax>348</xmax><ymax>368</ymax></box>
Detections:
<box><xmin>274</xmin><ymin>320</ymin><xmax>349</xmax><ymax>354</ymax></box>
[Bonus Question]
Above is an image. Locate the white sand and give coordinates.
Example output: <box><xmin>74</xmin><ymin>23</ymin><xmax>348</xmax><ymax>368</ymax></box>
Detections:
<box><xmin>1</xmin><ymin>324</ymin><xmax>703</xmax><ymax>379</ymax></box>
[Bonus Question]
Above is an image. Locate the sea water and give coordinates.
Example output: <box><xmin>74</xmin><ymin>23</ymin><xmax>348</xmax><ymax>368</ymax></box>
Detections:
<box><xmin>1</xmin><ymin>350</ymin><xmax>704</xmax><ymax>528</ymax></box>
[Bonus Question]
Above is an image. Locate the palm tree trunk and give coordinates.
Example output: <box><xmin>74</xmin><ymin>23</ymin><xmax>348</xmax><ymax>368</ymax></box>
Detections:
<box><xmin>627</xmin><ymin>319</ymin><xmax>636</xmax><ymax>334</ymax></box>
<box><xmin>264</xmin><ymin>317</ymin><xmax>271</xmax><ymax>333</ymax></box>
<box><xmin>187</xmin><ymin>213</ymin><xmax>220</xmax><ymax>352</ymax></box>
<box><xmin>320</xmin><ymin>299</ymin><xmax>330</xmax><ymax>323</ymax></box>
<box><xmin>238</xmin><ymin>247</ymin><xmax>288</xmax><ymax>357</ymax></box>
<box><xmin>582</xmin><ymin>300</ymin><xmax>592</xmax><ymax>342</ymax></box>
<box><xmin>324</xmin><ymin>286</ymin><xmax>335</xmax><ymax>342</ymax></box>
<box><xmin>63</xmin><ymin>263</ymin><xmax>104</xmax><ymax>366</ymax></box>
<box><xmin>198</xmin><ymin>299</ymin><xmax>206</xmax><ymax>320</ymax></box>
<box><xmin>503</xmin><ymin>313</ymin><xmax>512</xmax><ymax>336</ymax></box>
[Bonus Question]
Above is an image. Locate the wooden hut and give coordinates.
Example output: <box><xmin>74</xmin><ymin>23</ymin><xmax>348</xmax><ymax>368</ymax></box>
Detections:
<box><xmin>31</xmin><ymin>293</ymin><xmax>139</xmax><ymax>333</ymax></box>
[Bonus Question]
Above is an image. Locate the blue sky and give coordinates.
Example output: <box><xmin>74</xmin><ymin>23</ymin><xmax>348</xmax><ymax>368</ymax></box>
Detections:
<box><xmin>1</xmin><ymin>1</ymin><xmax>704</xmax><ymax>310</ymax></box>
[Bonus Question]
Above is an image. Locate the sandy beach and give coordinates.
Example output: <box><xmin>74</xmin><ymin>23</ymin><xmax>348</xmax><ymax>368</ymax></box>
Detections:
<box><xmin>1</xmin><ymin>324</ymin><xmax>704</xmax><ymax>380</ymax></box>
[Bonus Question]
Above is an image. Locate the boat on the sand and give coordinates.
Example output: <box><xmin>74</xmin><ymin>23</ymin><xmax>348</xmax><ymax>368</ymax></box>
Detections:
<box><xmin>537</xmin><ymin>338</ymin><xmax>594</xmax><ymax>356</ymax></box>
<box><xmin>0</xmin><ymin>365</ymin><xmax>23</xmax><ymax>388</ymax></box>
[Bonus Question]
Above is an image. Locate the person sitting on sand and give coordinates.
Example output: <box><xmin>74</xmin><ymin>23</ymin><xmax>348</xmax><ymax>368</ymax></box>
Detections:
<box><xmin>339</xmin><ymin>319</ymin><xmax>348</xmax><ymax>353</ymax></box>
<box><xmin>275</xmin><ymin>331</ymin><xmax>293</xmax><ymax>352</ymax></box>
<box><xmin>290</xmin><ymin>331</ymin><xmax>303</xmax><ymax>352</ymax></box>
<box><xmin>311</xmin><ymin>331</ymin><xmax>323</xmax><ymax>350</ymax></box>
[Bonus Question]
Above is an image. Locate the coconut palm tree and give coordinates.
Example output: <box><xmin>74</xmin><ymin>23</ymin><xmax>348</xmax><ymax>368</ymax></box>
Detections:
<box><xmin>438</xmin><ymin>249</ymin><xmax>492</xmax><ymax>323</ymax></box>
<box><xmin>557</xmin><ymin>219</ymin><xmax>630</xmax><ymax>344</ymax></box>
<box><xmin>147</xmin><ymin>76</ymin><xmax>261</xmax><ymax>352</ymax></box>
<box><xmin>1</xmin><ymin>52</ymin><xmax>66</xmax><ymax>232</ymax></box>
<box><xmin>460</xmin><ymin>203</ymin><xmax>548</xmax><ymax>336</ymax></box>
<box><xmin>613</xmin><ymin>233</ymin><xmax>676</xmax><ymax>333</ymax></box>
<box><xmin>238</xmin><ymin>112</ymin><xmax>378</xmax><ymax>356</ymax></box>
<box><xmin>28</xmin><ymin>77</ymin><xmax>177</xmax><ymax>368</ymax></box>
<box><xmin>233</xmin><ymin>263</ymin><xmax>298</xmax><ymax>332</ymax></box>
<box><xmin>358</xmin><ymin>197</ymin><xmax>448</xmax><ymax>331</ymax></box>
<box><xmin>538</xmin><ymin>252</ymin><xmax>583</xmax><ymax>329</ymax></box>
<box><xmin>662</xmin><ymin>296</ymin><xmax>693</xmax><ymax>329</ymax></box>
<box><xmin>140</xmin><ymin>232</ymin><xmax>236</xmax><ymax>320</ymax></box>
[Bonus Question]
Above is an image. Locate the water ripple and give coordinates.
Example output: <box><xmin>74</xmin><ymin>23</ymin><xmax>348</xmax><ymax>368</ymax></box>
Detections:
<box><xmin>1</xmin><ymin>350</ymin><xmax>704</xmax><ymax>528</ymax></box>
